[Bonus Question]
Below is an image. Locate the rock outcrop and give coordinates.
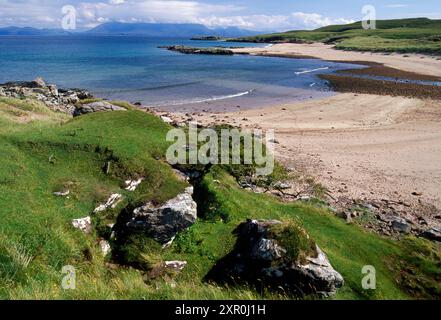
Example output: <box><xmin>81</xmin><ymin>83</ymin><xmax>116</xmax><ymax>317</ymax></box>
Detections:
<box><xmin>160</xmin><ymin>45</ymin><xmax>234</xmax><ymax>55</ymax></box>
<box><xmin>72</xmin><ymin>216</ymin><xmax>93</xmax><ymax>234</ymax></box>
<box><xmin>0</xmin><ymin>78</ymin><xmax>93</xmax><ymax>115</ymax></box>
<box><xmin>0</xmin><ymin>77</ymin><xmax>128</xmax><ymax>117</ymax></box>
<box><xmin>421</xmin><ymin>227</ymin><xmax>441</xmax><ymax>242</ymax></box>
<box><xmin>73</xmin><ymin>101</ymin><xmax>126</xmax><ymax>116</ymax></box>
<box><xmin>124</xmin><ymin>187</ymin><xmax>197</xmax><ymax>245</ymax></box>
<box><xmin>125</xmin><ymin>178</ymin><xmax>144</xmax><ymax>191</ymax></box>
<box><xmin>99</xmin><ymin>239</ymin><xmax>112</xmax><ymax>256</ymax></box>
<box><xmin>206</xmin><ymin>219</ymin><xmax>344</xmax><ymax>297</ymax></box>
<box><xmin>93</xmin><ymin>194</ymin><xmax>123</xmax><ymax>213</ymax></box>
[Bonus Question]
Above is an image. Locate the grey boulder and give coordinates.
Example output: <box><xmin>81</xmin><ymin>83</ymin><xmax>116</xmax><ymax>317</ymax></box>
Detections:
<box><xmin>125</xmin><ymin>187</ymin><xmax>197</xmax><ymax>244</ymax></box>
<box><xmin>206</xmin><ymin>219</ymin><xmax>344</xmax><ymax>297</ymax></box>
<box><xmin>391</xmin><ymin>218</ymin><xmax>411</xmax><ymax>233</ymax></box>
<box><xmin>74</xmin><ymin>101</ymin><xmax>126</xmax><ymax>116</ymax></box>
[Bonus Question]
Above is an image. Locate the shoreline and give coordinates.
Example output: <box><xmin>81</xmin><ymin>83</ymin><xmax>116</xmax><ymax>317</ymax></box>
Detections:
<box><xmin>146</xmin><ymin>42</ymin><xmax>441</xmax><ymax>113</ymax></box>
<box><xmin>160</xmin><ymin>93</ymin><xmax>441</xmax><ymax>235</ymax></box>
<box><xmin>232</xmin><ymin>42</ymin><xmax>441</xmax><ymax>78</ymax></box>
<box><xmin>233</xmin><ymin>43</ymin><xmax>441</xmax><ymax>100</ymax></box>
<box><xmin>157</xmin><ymin>43</ymin><xmax>441</xmax><ymax>235</ymax></box>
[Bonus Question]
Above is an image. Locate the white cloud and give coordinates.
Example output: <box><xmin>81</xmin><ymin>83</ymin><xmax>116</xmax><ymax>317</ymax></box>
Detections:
<box><xmin>385</xmin><ymin>4</ymin><xmax>409</xmax><ymax>8</ymax></box>
<box><xmin>0</xmin><ymin>0</ymin><xmax>354</xmax><ymax>31</ymax></box>
<box><xmin>199</xmin><ymin>12</ymin><xmax>354</xmax><ymax>31</ymax></box>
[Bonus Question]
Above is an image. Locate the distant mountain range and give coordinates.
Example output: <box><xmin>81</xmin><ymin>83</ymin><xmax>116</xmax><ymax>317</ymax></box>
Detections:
<box><xmin>87</xmin><ymin>22</ymin><xmax>259</xmax><ymax>37</ymax></box>
<box><xmin>0</xmin><ymin>23</ymin><xmax>259</xmax><ymax>38</ymax></box>
<box><xmin>0</xmin><ymin>26</ymin><xmax>71</xmax><ymax>36</ymax></box>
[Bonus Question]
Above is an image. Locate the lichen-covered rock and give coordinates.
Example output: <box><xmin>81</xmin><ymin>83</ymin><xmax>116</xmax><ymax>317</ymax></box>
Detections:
<box><xmin>33</xmin><ymin>77</ymin><xmax>46</xmax><ymax>88</ymax></box>
<box><xmin>160</xmin><ymin>115</ymin><xmax>173</xmax><ymax>124</ymax></box>
<box><xmin>53</xmin><ymin>190</ymin><xmax>70</xmax><ymax>197</ymax></box>
<box><xmin>285</xmin><ymin>246</ymin><xmax>345</xmax><ymax>296</ymax></box>
<box><xmin>125</xmin><ymin>187</ymin><xmax>197</xmax><ymax>244</ymax></box>
<box><xmin>74</xmin><ymin>101</ymin><xmax>127</xmax><ymax>116</ymax></box>
<box><xmin>391</xmin><ymin>218</ymin><xmax>411</xmax><ymax>233</ymax></box>
<box><xmin>99</xmin><ymin>239</ymin><xmax>112</xmax><ymax>256</ymax></box>
<box><xmin>72</xmin><ymin>216</ymin><xmax>92</xmax><ymax>234</ymax></box>
<box><xmin>250</xmin><ymin>238</ymin><xmax>286</xmax><ymax>261</ymax></box>
<box><xmin>0</xmin><ymin>78</ymin><xmax>94</xmax><ymax>115</ymax></box>
<box><xmin>48</xmin><ymin>84</ymin><xmax>59</xmax><ymax>97</ymax></box>
<box><xmin>165</xmin><ymin>260</ymin><xmax>187</xmax><ymax>271</ymax></box>
<box><xmin>93</xmin><ymin>194</ymin><xmax>123</xmax><ymax>213</ymax></box>
<box><xmin>206</xmin><ymin>219</ymin><xmax>344</xmax><ymax>297</ymax></box>
<box><xmin>125</xmin><ymin>178</ymin><xmax>144</xmax><ymax>191</ymax></box>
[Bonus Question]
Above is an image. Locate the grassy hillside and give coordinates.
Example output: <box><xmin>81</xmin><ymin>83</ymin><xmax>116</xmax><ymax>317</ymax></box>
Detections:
<box><xmin>0</xmin><ymin>96</ymin><xmax>440</xmax><ymax>299</ymax></box>
<box><xmin>233</xmin><ymin>18</ymin><xmax>441</xmax><ymax>55</ymax></box>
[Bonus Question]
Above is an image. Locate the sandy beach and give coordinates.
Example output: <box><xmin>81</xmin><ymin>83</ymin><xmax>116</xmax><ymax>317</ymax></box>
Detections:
<box><xmin>161</xmin><ymin>44</ymin><xmax>441</xmax><ymax>222</ymax></box>
<box><xmin>233</xmin><ymin>42</ymin><xmax>441</xmax><ymax>78</ymax></box>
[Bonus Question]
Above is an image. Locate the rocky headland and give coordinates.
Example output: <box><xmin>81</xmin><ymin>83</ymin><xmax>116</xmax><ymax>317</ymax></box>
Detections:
<box><xmin>160</xmin><ymin>45</ymin><xmax>234</xmax><ymax>55</ymax></box>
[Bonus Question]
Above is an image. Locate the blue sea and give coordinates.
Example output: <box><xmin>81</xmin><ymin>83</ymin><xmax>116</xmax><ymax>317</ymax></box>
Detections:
<box><xmin>0</xmin><ymin>36</ymin><xmax>362</xmax><ymax>111</ymax></box>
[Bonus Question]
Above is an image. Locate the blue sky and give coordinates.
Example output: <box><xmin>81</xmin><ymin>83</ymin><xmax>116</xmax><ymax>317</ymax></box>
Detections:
<box><xmin>1</xmin><ymin>0</ymin><xmax>440</xmax><ymax>31</ymax></box>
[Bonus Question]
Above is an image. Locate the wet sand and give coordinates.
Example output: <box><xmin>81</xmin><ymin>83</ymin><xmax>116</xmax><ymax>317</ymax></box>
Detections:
<box><xmin>232</xmin><ymin>43</ymin><xmax>441</xmax><ymax>78</ymax></box>
<box><xmin>320</xmin><ymin>74</ymin><xmax>441</xmax><ymax>100</ymax></box>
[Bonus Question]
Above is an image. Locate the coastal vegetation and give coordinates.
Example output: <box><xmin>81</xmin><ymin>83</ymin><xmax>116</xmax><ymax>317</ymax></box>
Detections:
<box><xmin>232</xmin><ymin>18</ymin><xmax>441</xmax><ymax>55</ymax></box>
<box><xmin>0</xmin><ymin>91</ymin><xmax>440</xmax><ymax>300</ymax></box>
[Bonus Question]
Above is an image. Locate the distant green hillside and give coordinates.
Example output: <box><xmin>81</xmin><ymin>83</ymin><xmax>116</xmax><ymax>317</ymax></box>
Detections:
<box><xmin>233</xmin><ymin>18</ymin><xmax>441</xmax><ymax>55</ymax></box>
<box><xmin>316</xmin><ymin>17</ymin><xmax>441</xmax><ymax>32</ymax></box>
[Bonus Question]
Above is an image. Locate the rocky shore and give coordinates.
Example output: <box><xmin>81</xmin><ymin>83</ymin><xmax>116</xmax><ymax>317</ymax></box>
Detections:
<box><xmin>160</xmin><ymin>45</ymin><xmax>234</xmax><ymax>55</ymax></box>
<box><xmin>0</xmin><ymin>77</ymin><xmax>128</xmax><ymax>116</ymax></box>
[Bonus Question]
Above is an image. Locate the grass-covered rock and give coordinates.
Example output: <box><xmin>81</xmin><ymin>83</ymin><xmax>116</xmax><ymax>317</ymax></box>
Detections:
<box><xmin>204</xmin><ymin>218</ymin><xmax>344</xmax><ymax>297</ymax></box>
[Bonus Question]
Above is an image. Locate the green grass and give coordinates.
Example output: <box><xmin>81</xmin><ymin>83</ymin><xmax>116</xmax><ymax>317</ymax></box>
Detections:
<box><xmin>233</xmin><ymin>18</ymin><xmax>441</xmax><ymax>55</ymax></box>
<box><xmin>76</xmin><ymin>99</ymin><xmax>136</xmax><ymax>111</ymax></box>
<box><xmin>0</xmin><ymin>100</ymin><xmax>188</xmax><ymax>299</ymax></box>
<box><xmin>0</xmin><ymin>96</ymin><xmax>439</xmax><ymax>300</ymax></box>
<box><xmin>176</xmin><ymin>168</ymin><xmax>441</xmax><ymax>300</ymax></box>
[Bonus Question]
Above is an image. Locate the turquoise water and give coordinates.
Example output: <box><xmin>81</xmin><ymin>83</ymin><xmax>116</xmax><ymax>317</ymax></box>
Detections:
<box><xmin>0</xmin><ymin>36</ymin><xmax>362</xmax><ymax>111</ymax></box>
